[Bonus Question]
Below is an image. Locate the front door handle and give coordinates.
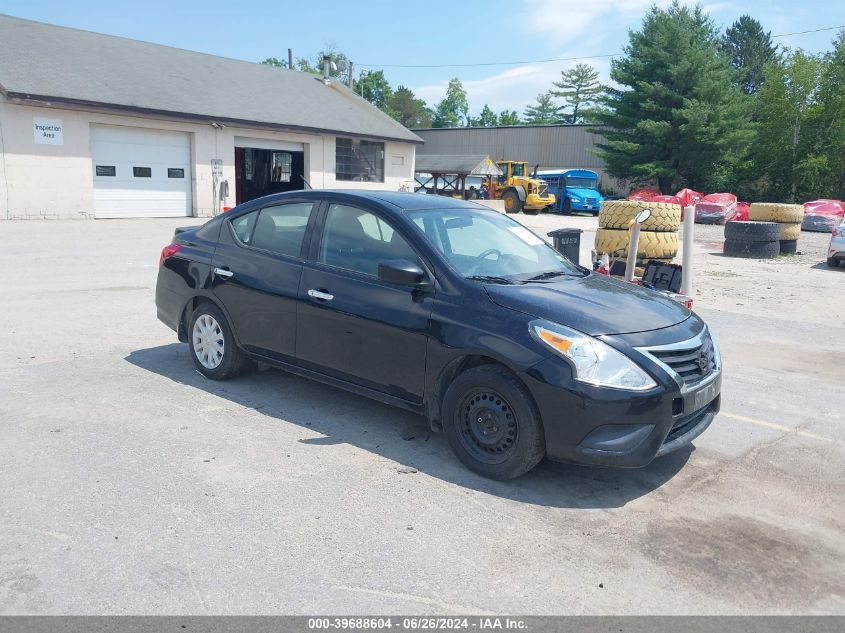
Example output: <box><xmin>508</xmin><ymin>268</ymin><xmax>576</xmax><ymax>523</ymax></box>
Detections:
<box><xmin>214</xmin><ymin>267</ymin><xmax>234</xmax><ymax>279</ymax></box>
<box><xmin>307</xmin><ymin>289</ymin><xmax>334</xmax><ymax>301</ymax></box>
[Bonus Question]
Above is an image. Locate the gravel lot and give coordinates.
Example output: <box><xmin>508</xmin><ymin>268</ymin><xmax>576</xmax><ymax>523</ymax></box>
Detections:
<box><xmin>1</xmin><ymin>210</ymin><xmax>843</xmax><ymax>615</ymax></box>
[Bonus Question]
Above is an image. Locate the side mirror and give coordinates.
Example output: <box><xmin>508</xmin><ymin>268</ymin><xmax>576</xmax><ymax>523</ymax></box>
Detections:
<box><xmin>378</xmin><ymin>259</ymin><xmax>428</xmax><ymax>287</ymax></box>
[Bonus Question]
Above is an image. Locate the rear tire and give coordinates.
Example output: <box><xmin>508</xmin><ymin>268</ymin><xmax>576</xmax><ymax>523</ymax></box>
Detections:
<box><xmin>828</xmin><ymin>257</ymin><xmax>840</xmax><ymax>268</ymax></box>
<box><xmin>723</xmin><ymin>239</ymin><xmax>779</xmax><ymax>259</ymax></box>
<box><xmin>502</xmin><ymin>191</ymin><xmax>522</xmax><ymax>214</ymax></box>
<box><xmin>189</xmin><ymin>303</ymin><xmax>252</xmax><ymax>380</ymax></box>
<box><xmin>779</xmin><ymin>239</ymin><xmax>798</xmax><ymax>255</ymax></box>
<box><xmin>442</xmin><ymin>365</ymin><xmax>545</xmax><ymax>480</ymax></box>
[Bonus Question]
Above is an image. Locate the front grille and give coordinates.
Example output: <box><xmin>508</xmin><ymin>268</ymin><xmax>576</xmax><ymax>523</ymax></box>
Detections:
<box><xmin>648</xmin><ymin>332</ymin><xmax>717</xmax><ymax>387</ymax></box>
<box><xmin>585</xmin><ymin>198</ymin><xmax>597</xmax><ymax>206</ymax></box>
<box><xmin>538</xmin><ymin>184</ymin><xmax>549</xmax><ymax>197</ymax></box>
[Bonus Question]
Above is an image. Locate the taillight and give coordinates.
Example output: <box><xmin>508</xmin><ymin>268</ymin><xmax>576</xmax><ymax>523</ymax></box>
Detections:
<box><xmin>159</xmin><ymin>243</ymin><xmax>182</xmax><ymax>265</ymax></box>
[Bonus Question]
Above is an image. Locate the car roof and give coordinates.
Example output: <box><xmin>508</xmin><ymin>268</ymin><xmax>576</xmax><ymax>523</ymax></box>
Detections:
<box><xmin>233</xmin><ymin>189</ymin><xmax>491</xmax><ymax>214</ymax></box>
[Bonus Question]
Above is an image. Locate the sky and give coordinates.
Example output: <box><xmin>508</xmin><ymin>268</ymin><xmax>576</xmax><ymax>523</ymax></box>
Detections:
<box><xmin>3</xmin><ymin>0</ymin><xmax>845</xmax><ymax>116</ymax></box>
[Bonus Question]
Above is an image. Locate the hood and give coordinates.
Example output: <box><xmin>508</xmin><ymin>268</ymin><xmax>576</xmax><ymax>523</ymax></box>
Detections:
<box><xmin>566</xmin><ymin>187</ymin><xmax>600</xmax><ymax>200</ymax></box>
<box><xmin>485</xmin><ymin>273</ymin><xmax>690</xmax><ymax>336</ymax></box>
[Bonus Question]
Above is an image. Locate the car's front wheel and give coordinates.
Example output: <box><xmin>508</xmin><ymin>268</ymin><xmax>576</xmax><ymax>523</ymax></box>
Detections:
<box><xmin>189</xmin><ymin>302</ymin><xmax>251</xmax><ymax>379</ymax></box>
<box><xmin>442</xmin><ymin>365</ymin><xmax>545</xmax><ymax>479</ymax></box>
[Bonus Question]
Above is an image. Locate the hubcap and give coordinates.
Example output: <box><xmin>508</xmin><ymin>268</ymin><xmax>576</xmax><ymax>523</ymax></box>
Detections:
<box><xmin>458</xmin><ymin>390</ymin><xmax>518</xmax><ymax>464</ymax></box>
<box><xmin>192</xmin><ymin>314</ymin><xmax>224</xmax><ymax>369</ymax></box>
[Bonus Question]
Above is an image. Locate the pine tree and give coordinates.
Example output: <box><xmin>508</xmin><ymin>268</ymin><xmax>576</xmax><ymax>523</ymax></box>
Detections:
<box><xmin>523</xmin><ymin>93</ymin><xmax>562</xmax><ymax>124</ymax></box>
<box><xmin>721</xmin><ymin>15</ymin><xmax>779</xmax><ymax>95</ymax></box>
<box><xmin>593</xmin><ymin>2</ymin><xmax>754</xmax><ymax>193</ymax></box>
<box><xmin>498</xmin><ymin>110</ymin><xmax>521</xmax><ymax>126</ymax></box>
<box><xmin>552</xmin><ymin>64</ymin><xmax>603</xmax><ymax>123</ymax></box>
<box><xmin>387</xmin><ymin>86</ymin><xmax>433</xmax><ymax>128</ymax></box>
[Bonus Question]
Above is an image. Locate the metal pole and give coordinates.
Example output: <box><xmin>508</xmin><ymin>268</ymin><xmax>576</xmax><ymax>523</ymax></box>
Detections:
<box><xmin>682</xmin><ymin>205</ymin><xmax>694</xmax><ymax>297</ymax></box>
<box><xmin>624</xmin><ymin>222</ymin><xmax>641</xmax><ymax>282</ymax></box>
<box><xmin>288</xmin><ymin>48</ymin><xmax>293</xmax><ymax>69</ymax></box>
<box><xmin>348</xmin><ymin>62</ymin><xmax>354</xmax><ymax>88</ymax></box>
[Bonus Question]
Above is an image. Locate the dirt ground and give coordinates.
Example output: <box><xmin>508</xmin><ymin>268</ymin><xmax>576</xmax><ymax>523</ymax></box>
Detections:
<box><xmin>515</xmin><ymin>212</ymin><xmax>844</xmax><ymax>328</ymax></box>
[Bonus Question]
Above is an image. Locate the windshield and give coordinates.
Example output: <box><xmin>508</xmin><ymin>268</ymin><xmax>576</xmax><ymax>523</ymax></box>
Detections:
<box><xmin>511</xmin><ymin>163</ymin><xmax>525</xmax><ymax>177</ymax></box>
<box><xmin>565</xmin><ymin>177</ymin><xmax>598</xmax><ymax>189</ymax></box>
<box><xmin>407</xmin><ymin>208</ymin><xmax>584</xmax><ymax>282</ymax></box>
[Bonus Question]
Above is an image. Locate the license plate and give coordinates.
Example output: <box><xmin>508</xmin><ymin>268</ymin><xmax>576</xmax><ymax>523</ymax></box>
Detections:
<box><xmin>691</xmin><ymin>376</ymin><xmax>720</xmax><ymax>411</ymax></box>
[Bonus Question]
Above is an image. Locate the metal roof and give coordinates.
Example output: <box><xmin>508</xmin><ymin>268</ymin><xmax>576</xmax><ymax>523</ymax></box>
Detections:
<box><xmin>414</xmin><ymin>154</ymin><xmax>502</xmax><ymax>176</ymax></box>
<box><xmin>0</xmin><ymin>14</ymin><xmax>422</xmax><ymax>144</ymax></box>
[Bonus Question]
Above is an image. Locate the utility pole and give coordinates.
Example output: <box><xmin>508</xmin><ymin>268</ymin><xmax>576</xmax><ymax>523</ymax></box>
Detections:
<box><xmin>348</xmin><ymin>62</ymin><xmax>354</xmax><ymax>89</ymax></box>
<box><xmin>287</xmin><ymin>48</ymin><xmax>293</xmax><ymax>70</ymax></box>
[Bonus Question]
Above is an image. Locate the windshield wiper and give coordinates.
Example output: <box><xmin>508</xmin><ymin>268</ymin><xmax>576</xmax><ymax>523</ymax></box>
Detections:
<box><xmin>526</xmin><ymin>270</ymin><xmax>580</xmax><ymax>281</ymax></box>
<box><xmin>466</xmin><ymin>275</ymin><xmax>517</xmax><ymax>285</ymax></box>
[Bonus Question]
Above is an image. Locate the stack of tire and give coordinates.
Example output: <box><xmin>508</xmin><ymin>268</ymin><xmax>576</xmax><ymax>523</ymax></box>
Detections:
<box><xmin>749</xmin><ymin>203</ymin><xmax>802</xmax><ymax>255</ymax></box>
<box><xmin>723</xmin><ymin>221</ymin><xmax>780</xmax><ymax>258</ymax></box>
<box><xmin>594</xmin><ymin>200</ymin><xmax>681</xmax><ymax>265</ymax></box>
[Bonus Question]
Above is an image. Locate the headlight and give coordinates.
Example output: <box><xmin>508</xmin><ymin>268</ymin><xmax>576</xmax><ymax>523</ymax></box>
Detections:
<box><xmin>529</xmin><ymin>320</ymin><xmax>657</xmax><ymax>391</ymax></box>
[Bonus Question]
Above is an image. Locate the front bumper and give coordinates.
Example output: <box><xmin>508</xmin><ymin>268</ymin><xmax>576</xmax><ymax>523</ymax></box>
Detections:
<box><xmin>526</xmin><ymin>193</ymin><xmax>555</xmax><ymax>209</ymax></box>
<box><xmin>521</xmin><ymin>325</ymin><xmax>721</xmax><ymax>467</ymax></box>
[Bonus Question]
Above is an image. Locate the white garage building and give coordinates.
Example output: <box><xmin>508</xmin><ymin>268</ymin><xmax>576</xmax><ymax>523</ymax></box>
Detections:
<box><xmin>0</xmin><ymin>15</ymin><xmax>421</xmax><ymax>220</ymax></box>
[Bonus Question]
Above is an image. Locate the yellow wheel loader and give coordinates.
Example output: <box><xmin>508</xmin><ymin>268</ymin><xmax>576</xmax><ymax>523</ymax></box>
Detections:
<box><xmin>492</xmin><ymin>161</ymin><xmax>555</xmax><ymax>215</ymax></box>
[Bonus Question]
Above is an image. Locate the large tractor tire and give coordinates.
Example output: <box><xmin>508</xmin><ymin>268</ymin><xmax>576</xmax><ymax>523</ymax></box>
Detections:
<box><xmin>724</xmin><ymin>221</ymin><xmax>780</xmax><ymax>242</ymax></box>
<box><xmin>749</xmin><ymin>203</ymin><xmax>804</xmax><ymax>223</ymax></box>
<box><xmin>778</xmin><ymin>223</ymin><xmax>801</xmax><ymax>241</ymax></box>
<box><xmin>502</xmin><ymin>191</ymin><xmax>522</xmax><ymax>214</ymax></box>
<box><xmin>595</xmin><ymin>228</ymin><xmax>679</xmax><ymax>259</ymax></box>
<box><xmin>598</xmin><ymin>200</ymin><xmax>681</xmax><ymax>232</ymax></box>
<box><xmin>723</xmin><ymin>239</ymin><xmax>779</xmax><ymax>259</ymax></box>
<box><xmin>779</xmin><ymin>239</ymin><xmax>798</xmax><ymax>255</ymax></box>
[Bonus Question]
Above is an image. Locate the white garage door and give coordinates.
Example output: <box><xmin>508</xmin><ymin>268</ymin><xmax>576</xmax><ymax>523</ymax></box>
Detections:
<box><xmin>91</xmin><ymin>125</ymin><xmax>192</xmax><ymax>218</ymax></box>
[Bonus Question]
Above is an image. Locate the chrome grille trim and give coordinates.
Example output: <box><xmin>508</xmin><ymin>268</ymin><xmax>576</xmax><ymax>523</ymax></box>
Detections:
<box><xmin>634</xmin><ymin>327</ymin><xmax>721</xmax><ymax>393</ymax></box>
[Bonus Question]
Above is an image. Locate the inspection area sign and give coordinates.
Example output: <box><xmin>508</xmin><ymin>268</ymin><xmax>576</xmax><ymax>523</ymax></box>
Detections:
<box><xmin>33</xmin><ymin>117</ymin><xmax>63</xmax><ymax>145</ymax></box>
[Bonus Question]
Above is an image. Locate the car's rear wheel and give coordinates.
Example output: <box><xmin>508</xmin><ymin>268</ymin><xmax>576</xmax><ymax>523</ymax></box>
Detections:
<box><xmin>442</xmin><ymin>365</ymin><xmax>545</xmax><ymax>479</ymax></box>
<box><xmin>829</xmin><ymin>257</ymin><xmax>840</xmax><ymax>268</ymax></box>
<box><xmin>189</xmin><ymin>302</ymin><xmax>251</xmax><ymax>380</ymax></box>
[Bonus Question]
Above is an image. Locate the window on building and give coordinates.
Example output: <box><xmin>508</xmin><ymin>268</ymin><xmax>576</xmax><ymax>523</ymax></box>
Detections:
<box><xmin>336</xmin><ymin>138</ymin><xmax>384</xmax><ymax>182</ymax></box>
<box><xmin>95</xmin><ymin>165</ymin><xmax>116</xmax><ymax>177</ymax></box>
<box><xmin>133</xmin><ymin>167</ymin><xmax>152</xmax><ymax>178</ymax></box>
<box><xmin>168</xmin><ymin>168</ymin><xmax>185</xmax><ymax>179</ymax></box>
<box><xmin>270</xmin><ymin>152</ymin><xmax>292</xmax><ymax>183</ymax></box>
<box><xmin>250</xmin><ymin>203</ymin><xmax>314</xmax><ymax>257</ymax></box>
<box><xmin>319</xmin><ymin>204</ymin><xmax>417</xmax><ymax>276</ymax></box>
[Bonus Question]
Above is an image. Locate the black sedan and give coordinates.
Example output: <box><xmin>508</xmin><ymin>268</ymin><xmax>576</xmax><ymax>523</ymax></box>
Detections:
<box><xmin>156</xmin><ymin>190</ymin><xmax>721</xmax><ymax>479</ymax></box>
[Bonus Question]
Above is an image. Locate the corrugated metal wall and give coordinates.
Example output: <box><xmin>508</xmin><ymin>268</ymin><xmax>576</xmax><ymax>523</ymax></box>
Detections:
<box><xmin>413</xmin><ymin>124</ymin><xmax>626</xmax><ymax>194</ymax></box>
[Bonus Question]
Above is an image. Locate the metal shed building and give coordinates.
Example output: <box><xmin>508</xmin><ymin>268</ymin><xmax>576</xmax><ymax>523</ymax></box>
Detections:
<box><xmin>413</xmin><ymin>125</ymin><xmax>623</xmax><ymax>194</ymax></box>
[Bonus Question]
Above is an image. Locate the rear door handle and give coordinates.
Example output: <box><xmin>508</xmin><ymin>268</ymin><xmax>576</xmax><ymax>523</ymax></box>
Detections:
<box><xmin>214</xmin><ymin>267</ymin><xmax>234</xmax><ymax>279</ymax></box>
<box><xmin>307</xmin><ymin>289</ymin><xmax>334</xmax><ymax>301</ymax></box>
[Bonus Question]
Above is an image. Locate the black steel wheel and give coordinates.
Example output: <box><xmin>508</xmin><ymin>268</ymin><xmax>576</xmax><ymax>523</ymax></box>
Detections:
<box><xmin>442</xmin><ymin>365</ymin><xmax>545</xmax><ymax>479</ymax></box>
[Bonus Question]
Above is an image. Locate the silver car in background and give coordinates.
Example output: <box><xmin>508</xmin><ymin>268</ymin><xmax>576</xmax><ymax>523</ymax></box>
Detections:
<box><xmin>828</xmin><ymin>221</ymin><xmax>845</xmax><ymax>268</ymax></box>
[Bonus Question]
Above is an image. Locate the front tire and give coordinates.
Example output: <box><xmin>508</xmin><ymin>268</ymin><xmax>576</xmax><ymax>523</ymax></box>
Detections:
<box><xmin>442</xmin><ymin>365</ymin><xmax>545</xmax><ymax>480</ymax></box>
<box><xmin>502</xmin><ymin>191</ymin><xmax>522</xmax><ymax>214</ymax></box>
<box><xmin>189</xmin><ymin>302</ymin><xmax>251</xmax><ymax>380</ymax></box>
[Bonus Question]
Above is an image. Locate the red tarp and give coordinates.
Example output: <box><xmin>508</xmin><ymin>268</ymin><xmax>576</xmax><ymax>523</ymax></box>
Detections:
<box><xmin>627</xmin><ymin>188</ymin><xmax>661</xmax><ymax>201</ymax></box>
<box><xmin>802</xmin><ymin>199</ymin><xmax>845</xmax><ymax>232</ymax></box>
<box><xmin>694</xmin><ymin>193</ymin><xmax>738</xmax><ymax>224</ymax></box>
<box><xmin>734</xmin><ymin>202</ymin><xmax>750</xmax><ymax>221</ymax></box>
<box><xmin>675</xmin><ymin>188</ymin><xmax>704</xmax><ymax>210</ymax></box>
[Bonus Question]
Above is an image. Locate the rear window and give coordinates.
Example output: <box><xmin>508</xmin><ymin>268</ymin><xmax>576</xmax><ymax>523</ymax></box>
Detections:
<box><xmin>231</xmin><ymin>211</ymin><xmax>258</xmax><ymax>245</ymax></box>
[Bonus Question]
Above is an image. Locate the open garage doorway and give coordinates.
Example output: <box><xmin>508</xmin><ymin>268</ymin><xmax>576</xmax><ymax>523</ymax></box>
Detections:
<box><xmin>234</xmin><ymin>146</ymin><xmax>305</xmax><ymax>204</ymax></box>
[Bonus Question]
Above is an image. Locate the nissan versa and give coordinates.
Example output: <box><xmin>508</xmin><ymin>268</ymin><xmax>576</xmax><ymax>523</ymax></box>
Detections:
<box><xmin>156</xmin><ymin>191</ymin><xmax>721</xmax><ymax>480</ymax></box>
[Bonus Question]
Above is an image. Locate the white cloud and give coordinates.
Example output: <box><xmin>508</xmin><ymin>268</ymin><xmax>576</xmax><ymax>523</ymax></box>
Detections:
<box><xmin>521</xmin><ymin>0</ymin><xmax>662</xmax><ymax>45</ymax></box>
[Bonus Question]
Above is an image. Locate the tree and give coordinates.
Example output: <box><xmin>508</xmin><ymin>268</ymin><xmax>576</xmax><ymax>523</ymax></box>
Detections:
<box><xmin>386</xmin><ymin>86</ymin><xmax>433</xmax><ymax>128</ymax></box>
<box><xmin>523</xmin><ymin>93</ymin><xmax>562</xmax><ymax>124</ymax></box>
<box><xmin>468</xmin><ymin>104</ymin><xmax>499</xmax><ymax>127</ymax></box>
<box><xmin>354</xmin><ymin>70</ymin><xmax>394</xmax><ymax>110</ymax></box>
<box><xmin>498</xmin><ymin>110</ymin><xmax>521</xmax><ymax>126</ymax></box>
<box><xmin>721</xmin><ymin>15</ymin><xmax>778</xmax><ymax>95</ymax></box>
<box><xmin>295</xmin><ymin>48</ymin><xmax>353</xmax><ymax>85</ymax></box>
<box><xmin>552</xmin><ymin>63</ymin><xmax>603</xmax><ymax>123</ymax></box>
<box><xmin>432</xmin><ymin>78</ymin><xmax>469</xmax><ymax>127</ymax></box>
<box><xmin>593</xmin><ymin>2</ymin><xmax>754</xmax><ymax>193</ymax></box>
<box><xmin>812</xmin><ymin>32</ymin><xmax>845</xmax><ymax>198</ymax></box>
<box><xmin>260</xmin><ymin>57</ymin><xmax>287</xmax><ymax>68</ymax></box>
<box><xmin>753</xmin><ymin>50</ymin><xmax>824</xmax><ymax>201</ymax></box>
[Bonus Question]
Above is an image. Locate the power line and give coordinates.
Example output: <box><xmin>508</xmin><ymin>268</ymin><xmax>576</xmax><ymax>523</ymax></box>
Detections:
<box><xmin>359</xmin><ymin>24</ymin><xmax>845</xmax><ymax>69</ymax></box>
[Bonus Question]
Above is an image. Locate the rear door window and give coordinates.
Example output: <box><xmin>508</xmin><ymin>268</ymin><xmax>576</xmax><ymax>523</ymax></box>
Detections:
<box><xmin>231</xmin><ymin>210</ymin><xmax>258</xmax><ymax>245</ymax></box>
<box><xmin>250</xmin><ymin>202</ymin><xmax>314</xmax><ymax>258</ymax></box>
